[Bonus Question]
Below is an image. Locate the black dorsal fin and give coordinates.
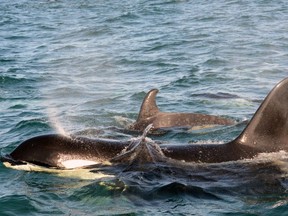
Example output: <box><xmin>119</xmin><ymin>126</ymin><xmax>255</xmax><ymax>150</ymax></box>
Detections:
<box><xmin>136</xmin><ymin>89</ymin><xmax>160</xmax><ymax>122</ymax></box>
<box><xmin>235</xmin><ymin>78</ymin><xmax>288</xmax><ymax>152</ymax></box>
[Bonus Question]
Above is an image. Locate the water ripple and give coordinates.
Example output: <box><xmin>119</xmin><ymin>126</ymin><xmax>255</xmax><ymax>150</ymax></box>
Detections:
<box><xmin>1</xmin><ymin>0</ymin><xmax>288</xmax><ymax>215</ymax></box>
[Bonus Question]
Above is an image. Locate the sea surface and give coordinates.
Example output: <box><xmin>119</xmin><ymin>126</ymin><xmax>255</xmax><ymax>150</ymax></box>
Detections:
<box><xmin>1</xmin><ymin>0</ymin><xmax>288</xmax><ymax>215</ymax></box>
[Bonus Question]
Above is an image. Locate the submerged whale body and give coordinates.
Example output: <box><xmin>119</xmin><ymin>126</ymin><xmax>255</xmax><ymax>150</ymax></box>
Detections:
<box><xmin>128</xmin><ymin>88</ymin><xmax>235</xmax><ymax>132</ymax></box>
<box><xmin>2</xmin><ymin>78</ymin><xmax>288</xmax><ymax>169</ymax></box>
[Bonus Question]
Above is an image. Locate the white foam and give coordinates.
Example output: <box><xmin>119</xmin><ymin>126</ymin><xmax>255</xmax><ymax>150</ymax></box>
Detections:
<box><xmin>3</xmin><ymin>162</ymin><xmax>114</xmax><ymax>180</ymax></box>
<box><xmin>245</xmin><ymin>151</ymin><xmax>288</xmax><ymax>176</ymax></box>
<box><xmin>254</xmin><ymin>150</ymin><xmax>288</xmax><ymax>162</ymax></box>
<box><xmin>114</xmin><ymin>116</ymin><xmax>134</xmax><ymax>127</ymax></box>
<box><xmin>189</xmin><ymin>140</ymin><xmax>225</xmax><ymax>145</ymax></box>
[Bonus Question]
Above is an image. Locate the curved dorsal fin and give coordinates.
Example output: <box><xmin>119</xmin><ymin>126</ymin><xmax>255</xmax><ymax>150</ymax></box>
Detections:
<box><xmin>236</xmin><ymin>78</ymin><xmax>288</xmax><ymax>152</ymax></box>
<box><xmin>136</xmin><ymin>89</ymin><xmax>160</xmax><ymax>121</ymax></box>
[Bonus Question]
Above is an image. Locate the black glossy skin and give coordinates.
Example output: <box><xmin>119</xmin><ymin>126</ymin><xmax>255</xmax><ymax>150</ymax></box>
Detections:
<box><xmin>5</xmin><ymin>135</ymin><xmax>128</xmax><ymax>168</ymax></box>
<box><xmin>2</xmin><ymin>78</ymin><xmax>288</xmax><ymax>168</ymax></box>
<box><xmin>2</xmin><ymin>134</ymin><xmax>259</xmax><ymax>167</ymax></box>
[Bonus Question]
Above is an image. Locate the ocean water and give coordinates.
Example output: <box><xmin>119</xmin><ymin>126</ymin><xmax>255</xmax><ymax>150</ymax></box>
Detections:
<box><xmin>1</xmin><ymin>0</ymin><xmax>288</xmax><ymax>215</ymax></box>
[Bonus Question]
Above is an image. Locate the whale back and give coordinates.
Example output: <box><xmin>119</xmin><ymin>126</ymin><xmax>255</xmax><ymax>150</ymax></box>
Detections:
<box><xmin>235</xmin><ymin>78</ymin><xmax>288</xmax><ymax>152</ymax></box>
<box><xmin>3</xmin><ymin>78</ymin><xmax>288</xmax><ymax>168</ymax></box>
<box><xmin>131</xmin><ymin>88</ymin><xmax>234</xmax><ymax>131</ymax></box>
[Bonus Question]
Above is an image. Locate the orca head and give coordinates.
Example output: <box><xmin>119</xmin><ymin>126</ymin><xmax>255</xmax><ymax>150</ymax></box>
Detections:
<box><xmin>1</xmin><ymin>135</ymin><xmax>103</xmax><ymax>169</ymax></box>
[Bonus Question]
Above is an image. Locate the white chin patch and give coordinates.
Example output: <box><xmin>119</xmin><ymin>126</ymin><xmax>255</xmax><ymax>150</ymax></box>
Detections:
<box><xmin>61</xmin><ymin>160</ymin><xmax>99</xmax><ymax>169</ymax></box>
<box><xmin>3</xmin><ymin>161</ymin><xmax>114</xmax><ymax>180</ymax></box>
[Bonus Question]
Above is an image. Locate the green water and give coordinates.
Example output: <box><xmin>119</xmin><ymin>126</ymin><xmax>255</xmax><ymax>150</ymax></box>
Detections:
<box><xmin>1</xmin><ymin>0</ymin><xmax>288</xmax><ymax>215</ymax></box>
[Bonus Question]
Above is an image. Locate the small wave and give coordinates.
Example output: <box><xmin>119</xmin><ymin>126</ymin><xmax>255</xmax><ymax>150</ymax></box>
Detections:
<box><xmin>8</xmin><ymin>118</ymin><xmax>52</xmax><ymax>137</ymax></box>
<box><xmin>0</xmin><ymin>74</ymin><xmax>35</xmax><ymax>86</ymax></box>
<box><xmin>203</xmin><ymin>57</ymin><xmax>229</xmax><ymax>67</ymax></box>
<box><xmin>114</xmin><ymin>116</ymin><xmax>134</xmax><ymax>128</ymax></box>
<box><xmin>150</xmin><ymin>182</ymin><xmax>220</xmax><ymax>200</ymax></box>
<box><xmin>130</xmin><ymin>90</ymin><xmax>147</xmax><ymax>100</ymax></box>
<box><xmin>105</xmin><ymin>11</ymin><xmax>140</xmax><ymax>24</ymax></box>
<box><xmin>253</xmin><ymin>151</ymin><xmax>288</xmax><ymax>177</ymax></box>
<box><xmin>8</xmin><ymin>104</ymin><xmax>27</xmax><ymax>111</ymax></box>
<box><xmin>0</xmin><ymin>195</ymin><xmax>37</xmax><ymax>214</ymax></box>
<box><xmin>191</xmin><ymin>92</ymin><xmax>240</xmax><ymax>99</ymax></box>
<box><xmin>0</xmin><ymin>58</ymin><xmax>15</xmax><ymax>64</ymax></box>
<box><xmin>164</xmin><ymin>75</ymin><xmax>200</xmax><ymax>89</ymax></box>
<box><xmin>253</xmin><ymin>151</ymin><xmax>288</xmax><ymax>162</ymax></box>
<box><xmin>4</xmin><ymin>35</ymin><xmax>30</xmax><ymax>40</ymax></box>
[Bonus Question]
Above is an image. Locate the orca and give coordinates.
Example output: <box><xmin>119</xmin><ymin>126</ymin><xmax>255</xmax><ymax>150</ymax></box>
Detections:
<box><xmin>2</xmin><ymin>78</ymin><xmax>288</xmax><ymax>169</ymax></box>
<box><xmin>128</xmin><ymin>89</ymin><xmax>235</xmax><ymax>132</ymax></box>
